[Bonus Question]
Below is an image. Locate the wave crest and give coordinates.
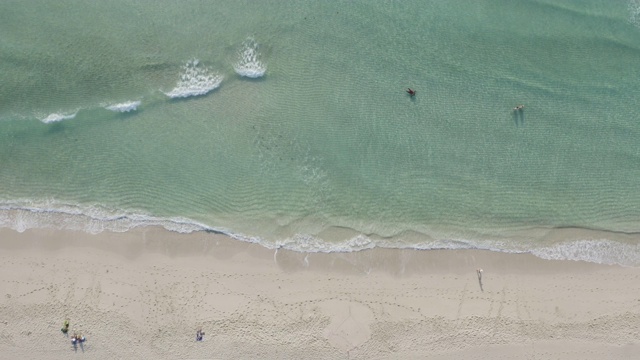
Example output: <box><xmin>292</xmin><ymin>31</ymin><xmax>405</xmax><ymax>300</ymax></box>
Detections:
<box><xmin>164</xmin><ymin>59</ymin><xmax>223</xmax><ymax>98</ymax></box>
<box><xmin>105</xmin><ymin>101</ymin><xmax>141</xmax><ymax>113</ymax></box>
<box><xmin>233</xmin><ymin>37</ymin><xmax>266</xmax><ymax>78</ymax></box>
<box><xmin>40</xmin><ymin>112</ymin><xmax>77</xmax><ymax>124</ymax></box>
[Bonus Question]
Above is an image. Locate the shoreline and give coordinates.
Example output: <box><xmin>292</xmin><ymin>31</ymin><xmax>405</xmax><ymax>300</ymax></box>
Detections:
<box><xmin>1</xmin><ymin>227</ymin><xmax>639</xmax><ymax>359</ymax></box>
<box><xmin>3</xmin><ymin>206</ymin><xmax>640</xmax><ymax>267</ymax></box>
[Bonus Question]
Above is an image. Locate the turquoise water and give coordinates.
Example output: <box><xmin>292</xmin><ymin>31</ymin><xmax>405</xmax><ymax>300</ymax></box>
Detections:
<box><xmin>1</xmin><ymin>0</ymin><xmax>640</xmax><ymax>265</ymax></box>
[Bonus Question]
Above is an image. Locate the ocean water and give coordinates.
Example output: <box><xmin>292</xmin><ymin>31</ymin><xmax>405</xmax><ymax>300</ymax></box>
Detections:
<box><xmin>1</xmin><ymin>0</ymin><xmax>640</xmax><ymax>265</ymax></box>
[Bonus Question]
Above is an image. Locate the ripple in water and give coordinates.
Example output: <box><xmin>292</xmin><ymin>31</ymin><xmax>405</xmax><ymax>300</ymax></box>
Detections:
<box><xmin>233</xmin><ymin>37</ymin><xmax>266</xmax><ymax>78</ymax></box>
<box><xmin>164</xmin><ymin>59</ymin><xmax>223</xmax><ymax>98</ymax></box>
<box><xmin>630</xmin><ymin>0</ymin><xmax>640</xmax><ymax>27</ymax></box>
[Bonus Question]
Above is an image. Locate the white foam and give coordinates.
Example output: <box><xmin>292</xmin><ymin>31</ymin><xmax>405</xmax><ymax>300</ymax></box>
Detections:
<box><xmin>40</xmin><ymin>112</ymin><xmax>77</xmax><ymax>124</ymax></box>
<box><xmin>164</xmin><ymin>59</ymin><xmax>223</xmax><ymax>98</ymax></box>
<box><xmin>531</xmin><ymin>239</ymin><xmax>640</xmax><ymax>267</ymax></box>
<box><xmin>1</xmin><ymin>199</ymin><xmax>639</xmax><ymax>267</ymax></box>
<box><xmin>105</xmin><ymin>101</ymin><xmax>141</xmax><ymax>113</ymax></box>
<box><xmin>0</xmin><ymin>199</ymin><xmax>215</xmax><ymax>235</ymax></box>
<box><xmin>233</xmin><ymin>37</ymin><xmax>266</xmax><ymax>78</ymax></box>
<box><xmin>271</xmin><ymin>233</ymin><xmax>375</xmax><ymax>253</ymax></box>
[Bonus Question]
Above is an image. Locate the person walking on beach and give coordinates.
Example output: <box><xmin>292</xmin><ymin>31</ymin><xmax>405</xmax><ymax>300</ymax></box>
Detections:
<box><xmin>196</xmin><ymin>328</ymin><xmax>205</xmax><ymax>341</ymax></box>
<box><xmin>61</xmin><ymin>319</ymin><xmax>70</xmax><ymax>334</ymax></box>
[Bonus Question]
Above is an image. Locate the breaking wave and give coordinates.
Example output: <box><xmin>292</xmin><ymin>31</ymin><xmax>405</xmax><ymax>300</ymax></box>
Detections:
<box><xmin>105</xmin><ymin>101</ymin><xmax>141</xmax><ymax>113</ymax></box>
<box><xmin>40</xmin><ymin>112</ymin><xmax>77</xmax><ymax>124</ymax></box>
<box><xmin>163</xmin><ymin>59</ymin><xmax>223</xmax><ymax>98</ymax></box>
<box><xmin>233</xmin><ymin>37</ymin><xmax>266</xmax><ymax>78</ymax></box>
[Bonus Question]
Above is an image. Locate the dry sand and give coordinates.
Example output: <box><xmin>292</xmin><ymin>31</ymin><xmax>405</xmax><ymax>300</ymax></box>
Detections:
<box><xmin>0</xmin><ymin>227</ymin><xmax>639</xmax><ymax>359</ymax></box>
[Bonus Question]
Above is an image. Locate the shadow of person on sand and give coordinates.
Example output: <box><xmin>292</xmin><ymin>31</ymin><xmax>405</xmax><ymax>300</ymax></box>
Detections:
<box><xmin>61</xmin><ymin>320</ymin><xmax>70</xmax><ymax>338</ymax></box>
<box><xmin>71</xmin><ymin>334</ymin><xmax>86</xmax><ymax>352</ymax></box>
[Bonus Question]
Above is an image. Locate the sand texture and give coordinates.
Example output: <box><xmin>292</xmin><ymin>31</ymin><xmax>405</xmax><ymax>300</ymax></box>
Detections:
<box><xmin>0</xmin><ymin>227</ymin><xmax>639</xmax><ymax>359</ymax></box>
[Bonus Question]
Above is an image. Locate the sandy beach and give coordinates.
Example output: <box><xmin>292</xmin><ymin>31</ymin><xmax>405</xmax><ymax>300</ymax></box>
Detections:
<box><xmin>0</xmin><ymin>227</ymin><xmax>639</xmax><ymax>359</ymax></box>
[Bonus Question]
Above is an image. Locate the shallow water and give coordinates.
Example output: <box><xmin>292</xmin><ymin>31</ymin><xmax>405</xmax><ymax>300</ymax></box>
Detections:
<box><xmin>1</xmin><ymin>0</ymin><xmax>640</xmax><ymax>265</ymax></box>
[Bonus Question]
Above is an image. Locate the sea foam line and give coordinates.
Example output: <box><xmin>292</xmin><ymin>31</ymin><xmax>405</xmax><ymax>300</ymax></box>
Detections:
<box><xmin>1</xmin><ymin>199</ymin><xmax>638</xmax><ymax>267</ymax></box>
<box><xmin>233</xmin><ymin>37</ymin><xmax>266</xmax><ymax>78</ymax></box>
<box><xmin>105</xmin><ymin>100</ymin><xmax>141</xmax><ymax>113</ymax></box>
<box><xmin>531</xmin><ymin>239</ymin><xmax>640</xmax><ymax>267</ymax></box>
<box><xmin>164</xmin><ymin>59</ymin><xmax>223</xmax><ymax>99</ymax></box>
<box><xmin>0</xmin><ymin>199</ymin><xmax>216</xmax><ymax>235</ymax></box>
<box><xmin>236</xmin><ymin>232</ymin><xmax>640</xmax><ymax>267</ymax></box>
